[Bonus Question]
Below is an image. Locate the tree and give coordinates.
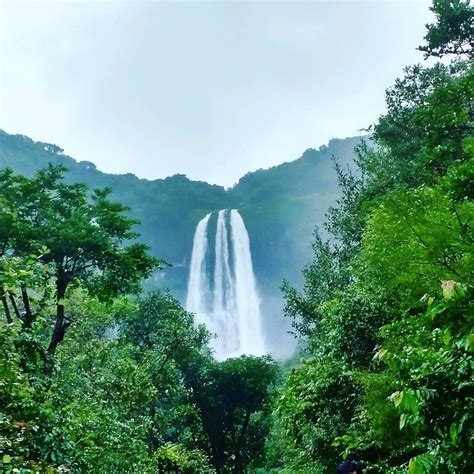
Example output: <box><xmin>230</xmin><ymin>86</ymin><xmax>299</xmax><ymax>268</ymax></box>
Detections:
<box><xmin>186</xmin><ymin>355</ymin><xmax>279</xmax><ymax>473</ymax></box>
<box><xmin>0</xmin><ymin>289</ymin><xmax>217</xmax><ymax>472</ymax></box>
<box><xmin>362</xmin><ymin>61</ymin><xmax>472</xmax><ymax>194</ymax></box>
<box><xmin>0</xmin><ymin>165</ymin><xmax>159</xmax><ymax>360</ymax></box>
<box><xmin>122</xmin><ymin>291</ymin><xmax>211</xmax><ymax>372</ymax></box>
<box><xmin>345</xmin><ymin>284</ymin><xmax>474</xmax><ymax>472</ymax></box>
<box><xmin>277</xmin><ymin>1</ymin><xmax>473</xmax><ymax>471</ymax></box>
<box><xmin>359</xmin><ymin>176</ymin><xmax>473</xmax><ymax>307</ymax></box>
<box><xmin>276</xmin><ymin>358</ymin><xmax>360</xmax><ymax>472</ymax></box>
<box><xmin>419</xmin><ymin>0</ymin><xmax>474</xmax><ymax>59</ymax></box>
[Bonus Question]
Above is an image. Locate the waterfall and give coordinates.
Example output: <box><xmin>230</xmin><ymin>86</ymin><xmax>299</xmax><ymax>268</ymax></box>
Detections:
<box><xmin>186</xmin><ymin>209</ymin><xmax>265</xmax><ymax>359</ymax></box>
<box><xmin>213</xmin><ymin>210</ymin><xmax>238</xmax><ymax>357</ymax></box>
<box><xmin>229</xmin><ymin>210</ymin><xmax>265</xmax><ymax>355</ymax></box>
<box><xmin>186</xmin><ymin>212</ymin><xmax>212</xmax><ymax>328</ymax></box>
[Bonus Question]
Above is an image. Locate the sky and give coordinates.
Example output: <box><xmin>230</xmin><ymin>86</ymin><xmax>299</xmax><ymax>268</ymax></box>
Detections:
<box><xmin>0</xmin><ymin>0</ymin><xmax>433</xmax><ymax>187</ymax></box>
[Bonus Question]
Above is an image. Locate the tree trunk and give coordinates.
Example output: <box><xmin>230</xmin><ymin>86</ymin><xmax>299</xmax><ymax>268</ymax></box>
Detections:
<box><xmin>1</xmin><ymin>293</ymin><xmax>12</xmax><ymax>324</ymax></box>
<box><xmin>234</xmin><ymin>410</ymin><xmax>251</xmax><ymax>473</ymax></box>
<box><xmin>9</xmin><ymin>292</ymin><xmax>21</xmax><ymax>321</ymax></box>
<box><xmin>47</xmin><ymin>278</ymin><xmax>68</xmax><ymax>356</ymax></box>
<box><xmin>21</xmin><ymin>287</ymin><xmax>33</xmax><ymax>328</ymax></box>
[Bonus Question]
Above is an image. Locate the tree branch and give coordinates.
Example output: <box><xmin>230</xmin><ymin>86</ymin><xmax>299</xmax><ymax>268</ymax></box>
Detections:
<box><xmin>21</xmin><ymin>287</ymin><xmax>34</xmax><ymax>329</ymax></box>
<box><xmin>1</xmin><ymin>293</ymin><xmax>12</xmax><ymax>324</ymax></box>
<box><xmin>8</xmin><ymin>292</ymin><xmax>21</xmax><ymax>320</ymax></box>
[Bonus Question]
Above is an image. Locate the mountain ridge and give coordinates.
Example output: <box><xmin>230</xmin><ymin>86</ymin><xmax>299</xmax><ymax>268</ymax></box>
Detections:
<box><xmin>0</xmin><ymin>128</ymin><xmax>363</xmax><ymax>357</ymax></box>
<box><xmin>0</xmin><ymin>128</ymin><xmax>359</xmax><ymax>189</ymax></box>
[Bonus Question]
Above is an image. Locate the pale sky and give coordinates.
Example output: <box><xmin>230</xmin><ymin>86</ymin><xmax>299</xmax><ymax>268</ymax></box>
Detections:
<box><xmin>0</xmin><ymin>0</ymin><xmax>433</xmax><ymax>187</ymax></box>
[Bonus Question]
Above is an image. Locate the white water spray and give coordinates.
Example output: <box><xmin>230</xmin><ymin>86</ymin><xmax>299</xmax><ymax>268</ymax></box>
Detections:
<box><xmin>229</xmin><ymin>210</ymin><xmax>265</xmax><ymax>355</ymax></box>
<box><xmin>186</xmin><ymin>209</ymin><xmax>266</xmax><ymax>359</ymax></box>
<box><xmin>185</xmin><ymin>213</ymin><xmax>212</xmax><ymax>327</ymax></box>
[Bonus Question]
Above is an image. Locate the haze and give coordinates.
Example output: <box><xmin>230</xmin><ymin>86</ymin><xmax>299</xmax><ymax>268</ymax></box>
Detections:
<box><xmin>0</xmin><ymin>0</ymin><xmax>432</xmax><ymax>187</ymax></box>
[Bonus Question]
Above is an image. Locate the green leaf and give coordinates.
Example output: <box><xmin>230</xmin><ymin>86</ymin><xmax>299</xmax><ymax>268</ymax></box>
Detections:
<box><xmin>450</xmin><ymin>423</ymin><xmax>458</xmax><ymax>444</ymax></box>
<box><xmin>457</xmin><ymin>334</ymin><xmax>474</xmax><ymax>352</ymax></box>
<box><xmin>2</xmin><ymin>455</ymin><xmax>12</xmax><ymax>464</ymax></box>
<box><xmin>374</xmin><ymin>348</ymin><xmax>388</xmax><ymax>360</ymax></box>
<box><xmin>408</xmin><ymin>454</ymin><xmax>436</xmax><ymax>474</ymax></box>
<box><xmin>400</xmin><ymin>413</ymin><xmax>408</xmax><ymax>430</ymax></box>
<box><xmin>390</xmin><ymin>390</ymin><xmax>403</xmax><ymax>408</ymax></box>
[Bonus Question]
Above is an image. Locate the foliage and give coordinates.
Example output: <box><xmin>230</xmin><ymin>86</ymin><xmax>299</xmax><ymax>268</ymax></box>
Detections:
<box><xmin>1</xmin><ymin>266</ymin><xmax>277</xmax><ymax>472</ymax></box>
<box><xmin>375</xmin><ymin>285</ymin><xmax>473</xmax><ymax>472</ymax></box>
<box><xmin>154</xmin><ymin>443</ymin><xmax>215</xmax><ymax>473</ymax></box>
<box><xmin>186</xmin><ymin>355</ymin><xmax>280</xmax><ymax>472</ymax></box>
<box><xmin>0</xmin><ymin>165</ymin><xmax>158</xmax><ymax>360</ymax></box>
<box><xmin>363</xmin><ymin>60</ymin><xmax>472</xmax><ymax>194</ymax></box>
<box><xmin>276</xmin><ymin>1</ymin><xmax>474</xmax><ymax>472</ymax></box>
<box><xmin>275</xmin><ymin>358</ymin><xmax>360</xmax><ymax>472</ymax></box>
<box><xmin>418</xmin><ymin>0</ymin><xmax>474</xmax><ymax>59</ymax></box>
<box><xmin>359</xmin><ymin>173</ymin><xmax>473</xmax><ymax>307</ymax></box>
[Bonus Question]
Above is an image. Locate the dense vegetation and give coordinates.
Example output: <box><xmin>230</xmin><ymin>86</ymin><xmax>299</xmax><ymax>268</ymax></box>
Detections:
<box><xmin>1</xmin><ymin>1</ymin><xmax>473</xmax><ymax>472</ymax></box>
<box><xmin>0</xmin><ymin>166</ymin><xmax>279</xmax><ymax>472</ymax></box>
<box><xmin>272</xmin><ymin>1</ymin><xmax>473</xmax><ymax>472</ymax></box>
<box><xmin>0</xmin><ymin>128</ymin><xmax>360</xmax><ymax>357</ymax></box>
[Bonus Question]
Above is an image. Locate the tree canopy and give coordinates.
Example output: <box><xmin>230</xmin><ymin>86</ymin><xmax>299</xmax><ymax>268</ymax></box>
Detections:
<box><xmin>274</xmin><ymin>1</ymin><xmax>473</xmax><ymax>471</ymax></box>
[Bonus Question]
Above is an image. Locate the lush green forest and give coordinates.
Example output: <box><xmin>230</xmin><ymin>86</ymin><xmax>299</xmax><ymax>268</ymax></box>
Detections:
<box><xmin>0</xmin><ymin>126</ymin><xmax>360</xmax><ymax>357</ymax></box>
<box><xmin>0</xmin><ymin>128</ymin><xmax>359</xmax><ymax>299</ymax></box>
<box><xmin>1</xmin><ymin>0</ymin><xmax>473</xmax><ymax>472</ymax></box>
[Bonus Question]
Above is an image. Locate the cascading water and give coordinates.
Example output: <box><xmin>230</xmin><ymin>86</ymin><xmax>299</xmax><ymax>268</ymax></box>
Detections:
<box><xmin>229</xmin><ymin>210</ymin><xmax>266</xmax><ymax>355</ymax></box>
<box><xmin>213</xmin><ymin>210</ymin><xmax>238</xmax><ymax>356</ymax></box>
<box><xmin>186</xmin><ymin>209</ymin><xmax>266</xmax><ymax>360</ymax></box>
<box><xmin>185</xmin><ymin>213</ymin><xmax>212</xmax><ymax>328</ymax></box>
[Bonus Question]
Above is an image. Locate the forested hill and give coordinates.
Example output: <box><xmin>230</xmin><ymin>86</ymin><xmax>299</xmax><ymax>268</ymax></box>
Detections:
<box><xmin>0</xmin><ymin>128</ymin><xmax>361</xmax><ymax>302</ymax></box>
<box><xmin>0</xmin><ymin>128</ymin><xmax>229</xmax><ymax>299</ymax></box>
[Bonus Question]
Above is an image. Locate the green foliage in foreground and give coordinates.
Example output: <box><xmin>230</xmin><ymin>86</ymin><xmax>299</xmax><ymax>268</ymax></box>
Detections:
<box><xmin>0</xmin><ymin>166</ymin><xmax>279</xmax><ymax>472</ymax></box>
<box><xmin>273</xmin><ymin>1</ymin><xmax>474</xmax><ymax>472</ymax></box>
<box><xmin>1</xmin><ymin>290</ymin><xmax>279</xmax><ymax>472</ymax></box>
<box><xmin>0</xmin><ymin>164</ymin><xmax>159</xmax><ymax>361</ymax></box>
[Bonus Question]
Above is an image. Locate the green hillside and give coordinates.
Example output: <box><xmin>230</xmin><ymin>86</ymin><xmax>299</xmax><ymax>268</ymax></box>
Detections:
<box><xmin>0</xmin><ymin>129</ymin><xmax>361</xmax><ymax>356</ymax></box>
<box><xmin>233</xmin><ymin>138</ymin><xmax>359</xmax><ymax>288</ymax></box>
<box><xmin>0</xmin><ymin>130</ymin><xmax>230</xmax><ymax>295</ymax></box>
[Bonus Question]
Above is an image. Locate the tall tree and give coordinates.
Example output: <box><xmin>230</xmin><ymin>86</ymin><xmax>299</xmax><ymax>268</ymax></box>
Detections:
<box><xmin>186</xmin><ymin>355</ymin><xmax>279</xmax><ymax>473</ymax></box>
<box><xmin>0</xmin><ymin>165</ymin><xmax>159</xmax><ymax>359</ymax></box>
<box><xmin>277</xmin><ymin>0</ymin><xmax>473</xmax><ymax>471</ymax></box>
